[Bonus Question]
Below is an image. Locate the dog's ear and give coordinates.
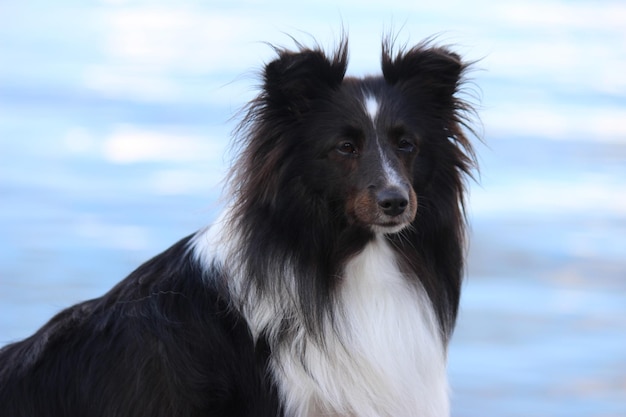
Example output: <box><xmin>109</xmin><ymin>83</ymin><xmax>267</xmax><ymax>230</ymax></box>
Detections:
<box><xmin>381</xmin><ymin>43</ymin><xmax>464</xmax><ymax>105</ymax></box>
<box><xmin>263</xmin><ymin>43</ymin><xmax>348</xmax><ymax>114</ymax></box>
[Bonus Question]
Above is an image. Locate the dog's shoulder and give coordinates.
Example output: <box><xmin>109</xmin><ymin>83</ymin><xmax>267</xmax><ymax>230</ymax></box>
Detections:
<box><xmin>0</xmin><ymin>233</ymin><xmax>279</xmax><ymax>417</ymax></box>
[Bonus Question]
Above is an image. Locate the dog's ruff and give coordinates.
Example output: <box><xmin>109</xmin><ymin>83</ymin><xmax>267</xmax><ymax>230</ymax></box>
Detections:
<box><xmin>194</xmin><ymin>217</ymin><xmax>448</xmax><ymax>417</ymax></box>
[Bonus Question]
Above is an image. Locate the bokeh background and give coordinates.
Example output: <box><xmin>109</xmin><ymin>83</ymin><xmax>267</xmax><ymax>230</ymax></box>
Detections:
<box><xmin>1</xmin><ymin>0</ymin><xmax>625</xmax><ymax>415</ymax></box>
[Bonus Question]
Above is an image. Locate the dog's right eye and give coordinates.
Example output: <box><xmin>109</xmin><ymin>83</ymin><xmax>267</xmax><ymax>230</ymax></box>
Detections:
<box><xmin>337</xmin><ymin>141</ymin><xmax>359</xmax><ymax>156</ymax></box>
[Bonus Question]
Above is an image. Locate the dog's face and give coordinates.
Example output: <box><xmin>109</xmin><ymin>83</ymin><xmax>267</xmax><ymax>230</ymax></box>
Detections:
<box><xmin>305</xmin><ymin>81</ymin><xmax>420</xmax><ymax>234</ymax></box>
<box><xmin>247</xmin><ymin>40</ymin><xmax>465</xmax><ymax>236</ymax></box>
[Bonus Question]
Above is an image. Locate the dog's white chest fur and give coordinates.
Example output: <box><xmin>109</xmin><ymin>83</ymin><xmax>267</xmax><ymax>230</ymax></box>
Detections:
<box><xmin>193</xmin><ymin>223</ymin><xmax>449</xmax><ymax>417</ymax></box>
<box><xmin>273</xmin><ymin>236</ymin><xmax>449</xmax><ymax>417</ymax></box>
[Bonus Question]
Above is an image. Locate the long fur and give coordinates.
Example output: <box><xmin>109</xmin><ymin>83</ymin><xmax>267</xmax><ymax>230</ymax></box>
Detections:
<box><xmin>0</xmin><ymin>36</ymin><xmax>476</xmax><ymax>417</ymax></box>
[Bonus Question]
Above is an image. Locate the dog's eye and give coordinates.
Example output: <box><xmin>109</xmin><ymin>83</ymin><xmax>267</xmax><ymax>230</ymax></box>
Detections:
<box><xmin>397</xmin><ymin>139</ymin><xmax>416</xmax><ymax>153</ymax></box>
<box><xmin>337</xmin><ymin>141</ymin><xmax>359</xmax><ymax>156</ymax></box>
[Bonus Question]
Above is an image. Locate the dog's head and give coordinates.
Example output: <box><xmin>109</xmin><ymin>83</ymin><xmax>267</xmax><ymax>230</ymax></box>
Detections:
<box><xmin>234</xmin><ymin>38</ymin><xmax>473</xmax><ymax>237</ymax></box>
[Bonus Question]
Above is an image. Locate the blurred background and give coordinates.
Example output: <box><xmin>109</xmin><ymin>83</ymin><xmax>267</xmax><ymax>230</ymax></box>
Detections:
<box><xmin>1</xmin><ymin>0</ymin><xmax>625</xmax><ymax>415</ymax></box>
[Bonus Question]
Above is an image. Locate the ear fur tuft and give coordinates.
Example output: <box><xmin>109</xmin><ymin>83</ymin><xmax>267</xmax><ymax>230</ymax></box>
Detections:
<box><xmin>263</xmin><ymin>39</ymin><xmax>349</xmax><ymax>113</ymax></box>
<box><xmin>381</xmin><ymin>40</ymin><xmax>465</xmax><ymax>102</ymax></box>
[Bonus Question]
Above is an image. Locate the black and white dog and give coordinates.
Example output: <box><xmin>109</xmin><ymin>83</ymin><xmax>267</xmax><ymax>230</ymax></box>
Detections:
<box><xmin>0</xmin><ymin>37</ymin><xmax>477</xmax><ymax>417</ymax></box>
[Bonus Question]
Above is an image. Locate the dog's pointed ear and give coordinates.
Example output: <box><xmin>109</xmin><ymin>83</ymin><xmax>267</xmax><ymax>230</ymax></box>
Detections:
<box><xmin>263</xmin><ymin>42</ymin><xmax>348</xmax><ymax>114</ymax></box>
<box><xmin>381</xmin><ymin>43</ymin><xmax>464</xmax><ymax>105</ymax></box>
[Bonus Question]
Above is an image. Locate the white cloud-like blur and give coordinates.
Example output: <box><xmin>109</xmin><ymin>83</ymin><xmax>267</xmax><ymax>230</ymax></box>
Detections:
<box><xmin>81</xmin><ymin>0</ymin><xmax>626</xmax><ymax>145</ymax></box>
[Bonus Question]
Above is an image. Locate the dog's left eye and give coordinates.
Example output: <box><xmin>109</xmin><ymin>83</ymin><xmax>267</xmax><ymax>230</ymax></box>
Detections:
<box><xmin>337</xmin><ymin>141</ymin><xmax>359</xmax><ymax>156</ymax></box>
<box><xmin>397</xmin><ymin>139</ymin><xmax>416</xmax><ymax>153</ymax></box>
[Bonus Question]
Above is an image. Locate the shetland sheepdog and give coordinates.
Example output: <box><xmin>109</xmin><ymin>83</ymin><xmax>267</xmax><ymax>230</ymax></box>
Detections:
<box><xmin>0</xmin><ymin>37</ymin><xmax>477</xmax><ymax>417</ymax></box>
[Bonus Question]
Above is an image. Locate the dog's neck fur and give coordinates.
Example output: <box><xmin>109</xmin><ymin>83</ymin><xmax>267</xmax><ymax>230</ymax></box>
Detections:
<box><xmin>193</xmin><ymin>220</ymin><xmax>449</xmax><ymax>417</ymax></box>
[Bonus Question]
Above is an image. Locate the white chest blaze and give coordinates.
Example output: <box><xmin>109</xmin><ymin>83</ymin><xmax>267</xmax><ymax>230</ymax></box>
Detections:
<box><xmin>274</xmin><ymin>236</ymin><xmax>449</xmax><ymax>417</ymax></box>
<box><xmin>193</xmin><ymin>221</ymin><xmax>449</xmax><ymax>417</ymax></box>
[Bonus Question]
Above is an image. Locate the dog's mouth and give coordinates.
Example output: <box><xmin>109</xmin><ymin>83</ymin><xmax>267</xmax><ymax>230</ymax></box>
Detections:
<box><xmin>371</xmin><ymin>221</ymin><xmax>412</xmax><ymax>235</ymax></box>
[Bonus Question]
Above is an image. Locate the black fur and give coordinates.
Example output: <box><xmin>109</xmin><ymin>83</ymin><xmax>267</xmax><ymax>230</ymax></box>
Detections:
<box><xmin>0</xmin><ymin>236</ymin><xmax>280</xmax><ymax>416</ymax></box>
<box><xmin>0</xmin><ymin>36</ymin><xmax>476</xmax><ymax>417</ymax></box>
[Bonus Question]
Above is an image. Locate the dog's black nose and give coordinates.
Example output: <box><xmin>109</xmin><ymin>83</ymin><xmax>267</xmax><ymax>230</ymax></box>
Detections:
<box><xmin>377</xmin><ymin>189</ymin><xmax>408</xmax><ymax>217</ymax></box>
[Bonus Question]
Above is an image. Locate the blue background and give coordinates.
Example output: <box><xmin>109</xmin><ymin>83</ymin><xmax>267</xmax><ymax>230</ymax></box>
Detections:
<box><xmin>1</xmin><ymin>1</ymin><xmax>625</xmax><ymax>415</ymax></box>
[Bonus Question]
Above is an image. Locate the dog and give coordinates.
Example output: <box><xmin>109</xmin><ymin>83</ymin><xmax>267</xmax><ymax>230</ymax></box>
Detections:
<box><xmin>0</xmin><ymin>37</ymin><xmax>477</xmax><ymax>417</ymax></box>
